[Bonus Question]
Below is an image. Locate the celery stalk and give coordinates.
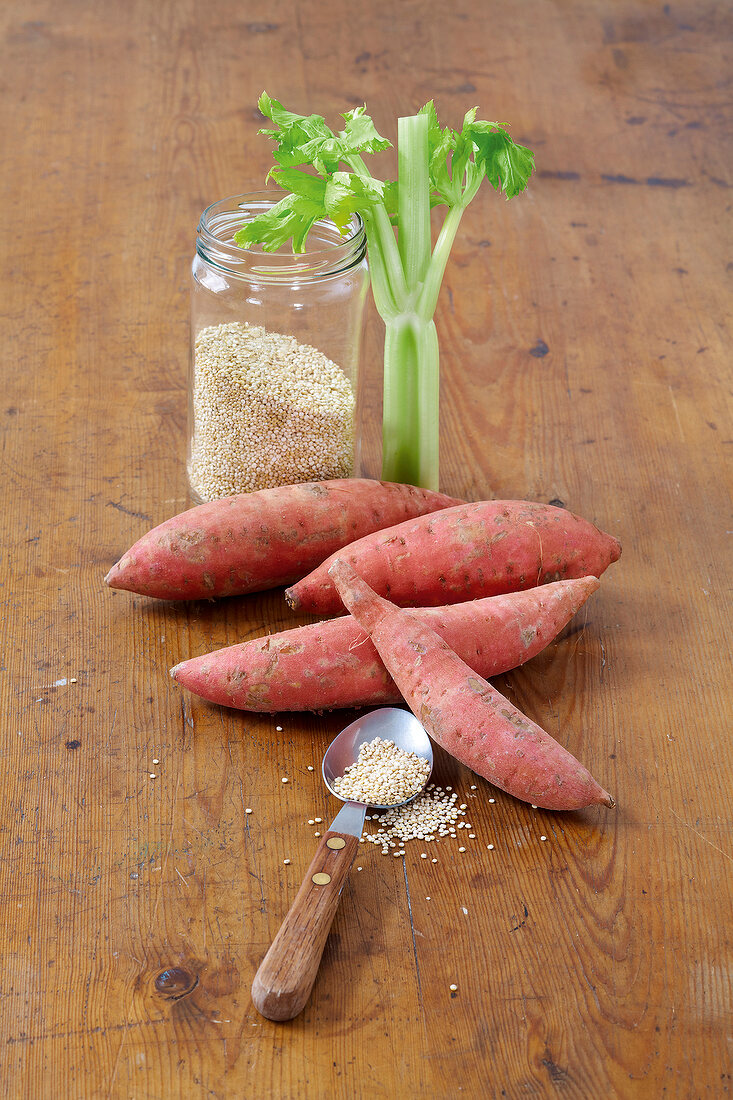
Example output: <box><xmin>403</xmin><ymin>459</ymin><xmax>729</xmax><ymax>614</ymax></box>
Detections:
<box><xmin>235</xmin><ymin>93</ymin><xmax>534</xmax><ymax>489</ymax></box>
<box><xmin>382</xmin><ymin>314</ymin><xmax>439</xmax><ymax>488</ymax></box>
<box><xmin>379</xmin><ymin>114</ymin><xmax>439</xmax><ymax>486</ymax></box>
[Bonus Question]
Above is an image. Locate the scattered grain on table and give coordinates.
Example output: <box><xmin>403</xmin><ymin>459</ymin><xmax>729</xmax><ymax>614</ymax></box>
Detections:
<box><xmin>361</xmin><ymin>783</ymin><xmax>467</xmax><ymax>853</ymax></box>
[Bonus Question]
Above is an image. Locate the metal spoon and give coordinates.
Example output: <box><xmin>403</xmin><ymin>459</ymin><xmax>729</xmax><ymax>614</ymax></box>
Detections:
<box><xmin>251</xmin><ymin>707</ymin><xmax>433</xmax><ymax>1022</ymax></box>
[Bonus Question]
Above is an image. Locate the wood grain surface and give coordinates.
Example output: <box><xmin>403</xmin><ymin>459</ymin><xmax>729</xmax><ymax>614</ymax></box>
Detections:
<box><xmin>1</xmin><ymin>1</ymin><xmax>731</xmax><ymax>1097</ymax></box>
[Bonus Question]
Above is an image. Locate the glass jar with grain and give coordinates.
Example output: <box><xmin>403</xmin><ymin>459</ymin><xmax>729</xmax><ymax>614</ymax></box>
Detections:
<box><xmin>189</xmin><ymin>192</ymin><xmax>370</xmax><ymax>503</ymax></box>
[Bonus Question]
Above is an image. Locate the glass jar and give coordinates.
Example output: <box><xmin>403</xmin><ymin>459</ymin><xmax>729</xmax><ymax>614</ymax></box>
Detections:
<box><xmin>188</xmin><ymin>191</ymin><xmax>370</xmax><ymax>503</ymax></box>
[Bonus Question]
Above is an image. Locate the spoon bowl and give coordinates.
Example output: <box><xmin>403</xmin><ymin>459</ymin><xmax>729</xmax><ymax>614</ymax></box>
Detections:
<box><xmin>322</xmin><ymin>707</ymin><xmax>433</xmax><ymax>810</ymax></box>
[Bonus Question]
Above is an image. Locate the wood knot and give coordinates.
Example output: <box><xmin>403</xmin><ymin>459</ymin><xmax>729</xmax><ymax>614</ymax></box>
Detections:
<box><xmin>154</xmin><ymin>967</ymin><xmax>198</xmax><ymax>999</ymax></box>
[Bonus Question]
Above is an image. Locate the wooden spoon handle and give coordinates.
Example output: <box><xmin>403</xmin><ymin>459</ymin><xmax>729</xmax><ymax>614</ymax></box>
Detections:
<box><xmin>251</xmin><ymin>830</ymin><xmax>361</xmax><ymax>1021</ymax></box>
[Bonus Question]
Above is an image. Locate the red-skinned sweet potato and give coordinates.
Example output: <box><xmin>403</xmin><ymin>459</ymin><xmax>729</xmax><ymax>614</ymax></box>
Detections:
<box><xmin>328</xmin><ymin>559</ymin><xmax>614</xmax><ymax>812</ymax></box>
<box><xmin>170</xmin><ymin>577</ymin><xmax>600</xmax><ymax>712</ymax></box>
<box><xmin>104</xmin><ymin>479</ymin><xmax>462</xmax><ymax>601</ymax></box>
<box><xmin>286</xmin><ymin>499</ymin><xmax>621</xmax><ymax>615</ymax></box>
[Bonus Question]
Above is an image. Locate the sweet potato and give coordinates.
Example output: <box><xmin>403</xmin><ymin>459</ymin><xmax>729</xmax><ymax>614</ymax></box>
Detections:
<box><xmin>104</xmin><ymin>479</ymin><xmax>462</xmax><ymax>601</ymax></box>
<box><xmin>328</xmin><ymin>559</ymin><xmax>614</xmax><ymax>811</ymax></box>
<box><xmin>170</xmin><ymin>577</ymin><xmax>600</xmax><ymax>712</ymax></box>
<box><xmin>286</xmin><ymin>499</ymin><xmax>621</xmax><ymax>615</ymax></box>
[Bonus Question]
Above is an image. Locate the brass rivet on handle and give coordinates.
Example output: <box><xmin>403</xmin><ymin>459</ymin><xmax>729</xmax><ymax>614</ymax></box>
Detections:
<box><xmin>312</xmin><ymin>872</ymin><xmax>331</xmax><ymax>885</ymax></box>
<box><xmin>326</xmin><ymin>837</ymin><xmax>346</xmax><ymax>850</ymax></box>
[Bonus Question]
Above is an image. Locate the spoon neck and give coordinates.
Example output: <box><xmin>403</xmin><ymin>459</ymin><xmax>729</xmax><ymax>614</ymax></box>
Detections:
<box><xmin>328</xmin><ymin>801</ymin><xmax>367</xmax><ymax>837</ymax></box>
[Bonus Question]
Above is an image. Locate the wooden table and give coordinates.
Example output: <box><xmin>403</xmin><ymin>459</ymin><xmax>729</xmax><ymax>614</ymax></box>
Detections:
<box><xmin>2</xmin><ymin>2</ymin><xmax>731</xmax><ymax>1096</ymax></box>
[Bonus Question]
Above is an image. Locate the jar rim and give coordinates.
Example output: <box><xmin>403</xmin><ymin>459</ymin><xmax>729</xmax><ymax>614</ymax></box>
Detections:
<box><xmin>196</xmin><ymin>190</ymin><xmax>367</xmax><ymax>280</ymax></box>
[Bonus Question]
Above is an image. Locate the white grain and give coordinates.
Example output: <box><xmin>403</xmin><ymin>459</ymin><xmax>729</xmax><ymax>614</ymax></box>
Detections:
<box><xmin>189</xmin><ymin>321</ymin><xmax>355</xmax><ymax>500</ymax></box>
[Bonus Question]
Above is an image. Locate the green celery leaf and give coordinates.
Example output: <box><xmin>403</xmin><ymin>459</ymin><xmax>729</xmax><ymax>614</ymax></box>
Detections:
<box><xmin>381</xmin><ymin>179</ymin><xmax>399</xmax><ymax>219</ymax></box>
<box><xmin>447</xmin><ymin>130</ymin><xmax>476</xmax><ymax>199</ymax></box>
<box><xmin>293</xmin><ymin>136</ymin><xmax>345</xmax><ymax>175</ymax></box>
<box><xmin>257</xmin><ymin>92</ymin><xmax>392</xmax><ymax>177</ymax></box>
<box><xmin>324</xmin><ymin>174</ymin><xmax>361</xmax><ymax>234</ymax></box>
<box><xmin>234</xmin><ymin>191</ymin><xmax>327</xmax><ymax>254</ymax></box>
<box><xmin>258</xmin><ymin>92</ymin><xmax>333</xmax><ymax>143</ymax></box>
<box><xmin>419</xmin><ymin>100</ymin><xmax>462</xmax><ymax>206</ymax></box>
<box><xmin>324</xmin><ymin>171</ymin><xmax>397</xmax><ymax>232</ymax></box>
<box><xmin>465</xmin><ymin>120</ymin><xmax>535</xmax><ymax>198</ymax></box>
<box><xmin>299</xmin><ymin>110</ymin><xmax>391</xmax><ymax>174</ymax></box>
<box><xmin>268</xmin><ymin>167</ymin><xmax>328</xmax><ymax>203</ymax></box>
<box><xmin>416</xmin><ymin>102</ymin><xmax>535</xmax><ymax>206</ymax></box>
<box><xmin>257</xmin><ymin>92</ymin><xmax>338</xmax><ymax>171</ymax></box>
<box><xmin>420</xmin><ymin>100</ymin><xmax>456</xmax><ymax>168</ymax></box>
<box><xmin>461</xmin><ymin>105</ymin><xmax>478</xmax><ymax>129</ymax></box>
<box><xmin>340</xmin><ymin>106</ymin><xmax>392</xmax><ymax>155</ymax></box>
